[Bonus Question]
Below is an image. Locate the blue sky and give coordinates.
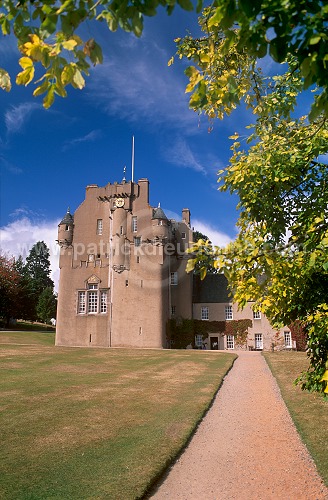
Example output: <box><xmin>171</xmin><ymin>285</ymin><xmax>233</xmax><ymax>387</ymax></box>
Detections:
<box><xmin>0</xmin><ymin>6</ymin><xmax>268</xmax><ymax>284</ymax></box>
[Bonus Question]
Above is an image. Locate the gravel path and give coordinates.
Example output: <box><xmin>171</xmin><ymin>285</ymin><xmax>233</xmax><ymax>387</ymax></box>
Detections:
<box><xmin>150</xmin><ymin>352</ymin><xmax>328</xmax><ymax>500</ymax></box>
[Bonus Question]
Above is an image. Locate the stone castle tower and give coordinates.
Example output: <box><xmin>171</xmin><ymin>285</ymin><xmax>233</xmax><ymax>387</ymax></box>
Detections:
<box><xmin>55</xmin><ymin>178</ymin><xmax>193</xmax><ymax>348</ymax></box>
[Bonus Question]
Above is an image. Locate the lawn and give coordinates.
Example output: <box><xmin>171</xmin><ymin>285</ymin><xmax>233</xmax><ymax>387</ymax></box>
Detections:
<box><xmin>264</xmin><ymin>352</ymin><xmax>328</xmax><ymax>487</ymax></box>
<box><xmin>0</xmin><ymin>331</ymin><xmax>236</xmax><ymax>500</ymax></box>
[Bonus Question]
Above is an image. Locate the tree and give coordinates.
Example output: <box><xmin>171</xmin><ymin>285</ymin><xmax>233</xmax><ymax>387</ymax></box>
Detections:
<box><xmin>25</xmin><ymin>241</ymin><xmax>54</xmax><ymax>321</ymax></box>
<box><xmin>180</xmin><ymin>10</ymin><xmax>328</xmax><ymax>392</ymax></box>
<box><xmin>0</xmin><ymin>1</ymin><xmax>327</xmax><ymax>116</ymax></box>
<box><xmin>13</xmin><ymin>255</ymin><xmax>34</xmax><ymax>321</ymax></box>
<box><xmin>37</xmin><ymin>287</ymin><xmax>57</xmax><ymax>324</ymax></box>
<box><xmin>0</xmin><ymin>0</ymin><xmax>201</xmax><ymax>108</ymax></box>
<box><xmin>0</xmin><ymin>253</ymin><xmax>20</xmax><ymax>326</ymax></box>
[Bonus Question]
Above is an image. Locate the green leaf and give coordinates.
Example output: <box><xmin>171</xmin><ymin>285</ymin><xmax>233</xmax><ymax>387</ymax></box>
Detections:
<box><xmin>309</xmin><ymin>35</ymin><xmax>321</xmax><ymax>45</ymax></box>
<box><xmin>177</xmin><ymin>0</ymin><xmax>194</xmax><ymax>12</ymax></box>
<box><xmin>43</xmin><ymin>86</ymin><xmax>55</xmax><ymax>109</ymax></box>
<box><xmin>33</xmin><ymin>80</ymin><xmax>50</xmax><ymax>97</ymax></box>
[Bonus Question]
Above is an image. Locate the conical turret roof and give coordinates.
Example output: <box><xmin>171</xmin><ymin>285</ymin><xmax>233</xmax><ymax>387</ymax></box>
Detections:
<box><xmin>152</xmin><ymin>203</ymin><xmax>168</xmax><ymax>220</ymax></box>
<box><xmin>59</xmin><ymin>207</ymin><xmax>74</xmax><ymax>225</ymax></box>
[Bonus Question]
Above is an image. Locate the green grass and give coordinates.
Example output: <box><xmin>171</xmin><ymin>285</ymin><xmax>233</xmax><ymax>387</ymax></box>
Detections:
<box><xmin>0</xmin><ymin>331</ymin><xmax>236</xmax><ymax>500</ymax></box>
<box><xmin>264</xmin><ymin>352</ymin><xmax>328</xmax><ymax>487</ymax></box>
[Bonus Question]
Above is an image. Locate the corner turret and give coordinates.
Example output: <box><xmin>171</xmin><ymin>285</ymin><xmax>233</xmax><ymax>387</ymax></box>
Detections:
<box><xmin>152</xmin><ymin>203</ymin><xmax>169</xmax><ymax>240</ymax></box>
<box><xmin>58</xmin><ymin>207</ymin><xmax>74</xmax><ymax>247</ymax></box>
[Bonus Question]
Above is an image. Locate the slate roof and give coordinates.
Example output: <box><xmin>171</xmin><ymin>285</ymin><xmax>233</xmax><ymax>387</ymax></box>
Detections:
<box><xmin>193</xmin><ymin>273</ymin><xmax>232</xmax><ymax>303</ymax></box>
<box><xmin>152</xmin><ymin>205</ymin><xmax>168</xmax><ymax>220</ymax></box>
<box><xmin>59</xmin><ymin>208</ymin><xmax>74</xmax><ymax>225</ymax></box>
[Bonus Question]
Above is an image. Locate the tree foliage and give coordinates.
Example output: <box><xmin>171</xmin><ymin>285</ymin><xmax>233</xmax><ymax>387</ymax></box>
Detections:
<box><xmin>0</xmin><ymin>253</ymin><xmax>20</xmax><ymax>326</ymax></box>
<box><xmin>180</xmin><ymin>9</ymin><xmax>328</xmax><ymax>392</ymax></box>
<box><xmin>37</xmin><ymin>287</ymin><xmax>57</xmax><ymax>323</ymax></box>
<box><xmin>25</xmin><ymin>241</ymin><xmax>54</xmax><ymax>320</ymax></box>
<box><xmin>0</xmin><ymin>242</ymin><xmax>56</xmax><ymax>324</ymax></box>
<box><xmin>0</xmin><ymin>0</ymin><xmax>201</xmax><ymax>107</ymax></box>
<box><xmin>1</xmin><ymin>1</ymin><xmax>327</xmax><ymax>114</ymax></box>
<box><xmin>172</xmin><ymin>3</ymin><xmax>328</xmax><ymax>119</ymax></box>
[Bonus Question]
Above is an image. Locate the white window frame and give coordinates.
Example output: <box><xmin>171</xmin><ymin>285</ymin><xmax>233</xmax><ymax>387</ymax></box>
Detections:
<box><xmin>134</xmin><ymin>236</ymin><xmax>141</xmax><ymax>247</ymax></box>
<box><xmin>132</xmin><ymin>216</ymin><xmax>137</xmax><ymax>233</ymax></box>
<box><xmin>100</xmin><ymin>291</ymin><xmax>107</xmax><ymax>313</ymax></box>
<box><xmin>78</xmin><ymin>291</ymin><xmax>86</xmax><ymax>314</ymax></box>
<box><xmin>255</xmin><ymin>333</ymin><xmax>263</xmax><ymax>350</ymax></box>
<box><xmin>96</xmin><ymin>219</ymin><xmax>103</xmax><ymax>235</ymax></box>
<box><xmin>170</xmin><ymin>272</ymin><xmax>178</xmax><ymax>285</ymax></box>
<box><xmin>87</xmin><ymin>285</ymin><xmax>98</xmax><ymax>313</ymax></box>
<box><xmin>284</xmin><ymin>331</ymin><xmax>292</xmax><ymax>348</ymax></box>
<box><xmin>253</xmin><ymin>310</ymin><xmax>261</xmax><ymax>320</ymax></box>
<box><xmin>225</xmin><ymin>305</ymin><xmax>233</xmax><ymax>320</ymax></box>
<box><xmin>77</xmin><ymin>284</ymin><xmax>108</xmax><ymax>315</ymax></box>
<box><xmin>195</xmin><ymin>334</ymin><xmax>203</xmax><ymax>348</ymax></box>
<box><xmin>181</xmin><ymin>232</ymin><xmax>186</xmax><ymax>239</ymax></box>
<box><xmin>226</xmin><ymin>335</ymin><xmax>234</xmax><ymax>349</ymax></box>
<box><xmin>201</xmin><ymin>306</ymin><xmax>209</xmax><ymax>320</ymax></box>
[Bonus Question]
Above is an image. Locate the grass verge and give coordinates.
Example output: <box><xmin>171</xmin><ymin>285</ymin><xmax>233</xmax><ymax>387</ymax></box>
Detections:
<box><xmin>264</xmin><ymin>352</ymin><xmax>328</xmax><ymax>487</ymax></box>
<box><xmin>0</xmin><ymin>331</ymin><xmax>236</xmax><ymax>499</ymax></box>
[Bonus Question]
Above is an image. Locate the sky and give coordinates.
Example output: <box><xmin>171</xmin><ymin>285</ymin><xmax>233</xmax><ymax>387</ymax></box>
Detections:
<box><xmin>0</xmin><ymin>5</ymin><xmax>271</xmax><ymax>286</ymax></box>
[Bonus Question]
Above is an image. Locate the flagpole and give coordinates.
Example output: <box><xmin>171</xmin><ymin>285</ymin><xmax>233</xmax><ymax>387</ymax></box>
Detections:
<box><xmin>131</xmin><ymin>135</ymin><xmax>135</xmax><ymax>183</ymax></box>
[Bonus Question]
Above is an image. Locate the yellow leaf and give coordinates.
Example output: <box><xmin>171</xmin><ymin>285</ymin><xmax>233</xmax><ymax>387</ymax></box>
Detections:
<box><xmin>43</xmin><ymin>86</ymin><xmax>55</xmax><ymax>109</ymax></box>
<box><xmin>18</xmin><ymin>57</ymin><xmax>33</xmax><ymax>70</ymax></box>
<box><xmin>16</xmin><ymin>66</ymin><xmax>35</xmax><ymax>86</ymax></box>
<box><xmin>72</xmin><ymin>68</ymin><xmax>85</xmax><ymax>89</ymax></box>
<box><xmin>62</xmin><ymin>39</ymin><xmax>78</xmax><ymax>51</ymax></box>
<box><xmin>0</xmin><ymin>69</ymin><xmax>11</xmax><ymax>91</ymax></box>
<box><xmin>168</xmin><ymin>56</ymin><xmax>174</xmax><ymax>67</ymax></box>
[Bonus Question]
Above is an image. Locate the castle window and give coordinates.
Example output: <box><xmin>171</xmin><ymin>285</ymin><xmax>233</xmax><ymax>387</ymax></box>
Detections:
<box><xmin>284</xmin><ymin>331</ymin><xmax>292</xmax><ymax>348</ymax></box>
<box><xmin>132</xmin><ymin>216</ymin><xmax>137</xmax><ymax>232</ymax></box>
<box><xmin>170</xmin><ymin>272</ymin><xmax>178</xmax><ymax>285</ymax></box>
<box><xmin>96</xmin><ymin>219</ymin><xmax>103</xmax><ymax>235</ymax></box>
<box><xmin>77</xmin><ymin>291</ymin><xmax>86</xmax><ymax>314</ymax></box>
<box><xmin>120</xmin><ymin>226</ymin><xmax>124</xmax><ymax>235</ymax></box>
<box><xmin>65</xmin><ymin>225</ymin><xmax>70</xmax><ymax>231</ymax></box>
<box><xmin>255</xmin><ymin>333</ymin><xmax>263</xmax><ymax>350</ymax></box>
<box><xmin>225</xmin><ymin>305</ymin><xmax>233</xmax><ymax>320</ymax></box>
<box><xmin>78</xmin><ymin>284</ymin><xmax>107</xmax><ymax>315</ymax></box>
<box><xmin>181</xmin><ymin>232</ymin><xmax>186</xmax><ymax>239</ymax></box>
<box><xmin>134</xmin><ymin>237</ymin><xmax>141</xmax><ymax>247</ymax></box>
<box><xmin>171</xmin><ymin>305</ymin><xmax>176</xmax><ymax>317</ymax></box>
<box><xmin>226</xmin><ymin>335</ymin><xmax>234</xmax><ymax>349</ymax></box>
<box><xmin>201</xmin><ymin>306</ymin><xmax>209</xmax><ymax>320</ymax></box>
<box><xmin>253</xmin><ymin>310</ymin><xmax>261</xmax><ymax>320</ymax></box>
<box><xmin>100</xmin><ymin>291</ymin><xmax>107</xmax><ymax>313</ymax></box>
<box><xmin>195</xmin><ymin>334</ymin><xmax>203</xmax><ymax>347</ymax></box>
<box><xmin>88</xmin><ymin>254</ymin><xmax>94</xmax><ymax>262</ymax></box>
<box><xmin>136</xmin><ymin>256</ymin><xmax>140</xmax><ymax>263</ymax></box>
<box><xmin>88</xmin><ymin>286</ymin><xmax>98</xmax><ymax>313</ymax></box>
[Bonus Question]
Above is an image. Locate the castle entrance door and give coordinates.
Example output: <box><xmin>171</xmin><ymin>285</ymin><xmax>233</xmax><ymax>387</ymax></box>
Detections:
<box><xmin>210</xmin><ymin>336</ymin><xmax>219</xmax><ymax>350</ymax></box>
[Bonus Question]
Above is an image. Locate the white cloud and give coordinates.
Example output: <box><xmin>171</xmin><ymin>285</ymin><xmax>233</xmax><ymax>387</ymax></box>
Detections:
<box><xmin>5</xmin><ymin>102</ymin><xmax>41</xmax><ymax>134</ymax></box>
<box><xmin>0</xmin><ymin>216</ymin><xmax>60</xmax><ymax>290</ymax></box>
<box><xmin>192</xmin><ymin>219</ymin><xmax>234</xmax><ymax>247</ymax></box>
<box><xmin>88</xmin><ymin>37</ymin><xmax>197</xmax><ymax>131</ymax></box>
<box><xmin>162</xmin><ymin>138</ymin><xmax>206</xmax><ymax>173</ymax></box>
<box><xmin>62</xmin><ymin>129</ymin><xmax>103</xmax><ymax>151</ymax></box>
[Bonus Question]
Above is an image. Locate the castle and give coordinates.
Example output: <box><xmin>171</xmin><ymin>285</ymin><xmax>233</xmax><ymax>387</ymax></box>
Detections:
<box><xmin>56</xmin><ymin>178</ymin><xmax>293</xmax><ymax>351</ymax></box>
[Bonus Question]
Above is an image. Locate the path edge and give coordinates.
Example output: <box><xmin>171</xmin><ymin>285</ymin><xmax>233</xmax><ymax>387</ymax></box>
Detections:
<box><xmin>140</xmin><ymin>353</ymin><xmax>239</xmax><ymax>500</ymax></box>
